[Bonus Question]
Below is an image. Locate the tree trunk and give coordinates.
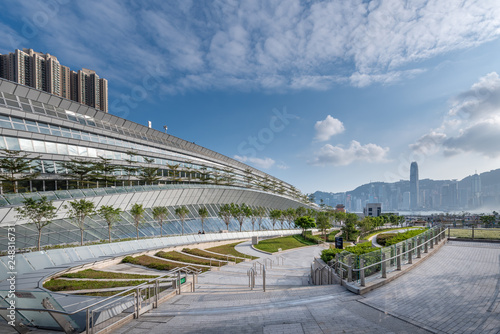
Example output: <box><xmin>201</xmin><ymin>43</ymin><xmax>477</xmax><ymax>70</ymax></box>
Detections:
<box><xmin>201</xmin><ymin>220</ymin><xmax>204</xmax><ymax>233</ymax></box>
<box><xmin>108</xmin><ymin>226</ymin><xmax>111</xmax><ymax>243</ymax></box>
<box><xmin>160</xmin><ymin>223</ymin><xmax>163</xmax><ymax>237</ymax></box>
<box><xmin>136</xmin><ymin>225</ymin><xmax>139</xmax><ymax>240</ymax></box>
<box><xmin>182</xmin><ymin>220</ymin><xmax>184</xmax><ymax>235</ymax></box>
<box><xmin>80</xmin><ymin>228</ymin><xmax>84</xmax><ymax>245</ymax></box>
<box><xmin>239</xmin><ymin>223</ymin><xmax>242</xmax><ymax>232</ymax></box>
<box><xmin>38</xmin><ymin>229</ymin><xmax>42</xmax><ymax>251</ymax></box>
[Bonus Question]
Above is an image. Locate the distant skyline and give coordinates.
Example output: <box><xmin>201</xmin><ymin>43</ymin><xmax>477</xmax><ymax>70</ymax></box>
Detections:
<box><xmin>1</xmin><ymin>0</ymin><xmax>500</xmax><ymax>194</ymax></box>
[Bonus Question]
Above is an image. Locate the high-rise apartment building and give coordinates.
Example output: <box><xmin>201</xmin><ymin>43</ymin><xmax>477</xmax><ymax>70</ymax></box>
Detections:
<box><xmin>0</xmin><ymin>48</ymin><xmax>108</xmax><ymax>112</ymax></box>
<box><xmin>410</xmin><ymin>161</ymin><xmax>419</xmax><ymax>210</ymax></box>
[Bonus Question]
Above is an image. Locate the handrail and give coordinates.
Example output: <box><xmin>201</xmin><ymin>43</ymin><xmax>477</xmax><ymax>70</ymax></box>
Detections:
<box><xmin>332</xmin><ymin>227</ymin><xmax>446</xmax><ymax>273</ymax></box>
<box><xmin>0</xmin><ymin>265</ymin><xmax>192</xmax><ymax>316</ymax></box>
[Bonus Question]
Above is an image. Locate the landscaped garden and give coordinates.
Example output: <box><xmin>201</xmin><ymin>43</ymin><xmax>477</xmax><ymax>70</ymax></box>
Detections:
<box><xmin>206</xmin><ymin>242</ymin><xmax>259</xmax><ymax>260</ymax></box>
<box><xmin>253</xmin><ymin>234</ymin><xmax>315</xmax><ymax>253</ymax></box>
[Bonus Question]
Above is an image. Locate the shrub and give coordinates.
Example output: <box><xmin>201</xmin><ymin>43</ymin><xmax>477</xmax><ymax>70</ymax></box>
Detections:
<box><xmin>321</xmin><ymin>247</ymin><xmax>344</xmax><ymax>262</ymax></box>
<box><xmin>376</xmin><ymin>233</ymin><xmax>397</xmax><ymax>246</ymax></box>
<box><xmin>326</xmin><ymin>229</ymin><xmax>340</xmax><ymax>242</ymax></box>
<box><xmin>384</xmin><ymin>229</ymin><xmax>425</xmax><ymax>246</ymax></box>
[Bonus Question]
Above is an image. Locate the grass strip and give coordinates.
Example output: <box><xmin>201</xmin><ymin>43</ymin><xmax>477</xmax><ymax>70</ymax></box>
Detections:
<box><xmin>254</xmin><ymin>235</ymin><xmax>312</xmax><ymax>253</ymax></box>
<box><xmin>182</xmin><ymin>248</ymin><xmax>244</xmax><ymax>263</ymax></box>
<box><xmin>156</xmin><ymin>251</ymin><xmax>224</xmax><ymax>266</ymax></box>
<box><xmin>449</xmin><ymin>228</ymin><xmax>500</xmax><ymax>239</ymax></box>
<box><xmin>122</xmin><ymin>255</ymin><xmax>208</xmax><ymax>272</ymax></box>
<box><xmin>44</xmin><ymin>278</ymin><xmax>146</xmax><ymax>292</ymax></box>
<box><xmin>60</xmin><ymin>269</ymin><xmax>159</xmax><ymax>280</ymax></box>
<box><xmin>206</xmin><ymin>242</ymin><xmax>259</xmax><ymax>260</ymax></box>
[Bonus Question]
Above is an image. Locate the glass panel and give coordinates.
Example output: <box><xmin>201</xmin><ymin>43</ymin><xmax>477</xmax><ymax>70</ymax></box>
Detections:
<box><xmin>24</xmin><ymin>251</ymin><xmax>54</xmax><ymax>270</ymax></box>
<box><xmin>46</xmin><ymin>142</ymin><xmax>57</xmax><ymax>153</ymax></box>
<box><xmin>12</xmin><ymin>122</ymin><xmax>26</xmax><ymax>130</ymax></box>
<box><xmin>0</xmin><ymin>120</ymin><xmax>12</xmax><ymax>128</ymax></box>
<box><xmin>57</xmin><ymin>143</ymin><xmax>68</xmax><ymax>155</ymax></box>
<box><xmin>32</xmin><ymin>140</ymin><xmax>46</xmax><ymax>153</ymax></box>
<box><xmin>19</xmin><ymin>138</ymin><xmax>33</xmax><ymax>151</ymax></box>
<box><xmin>43</xmin><ymin>161</ymin><xmax>55</xmax><ymax>174</ymax></box>
<box><xmin>5</xmin><ymin>137</ymin><xmax>20</xmax><ymax>150</ymax></box>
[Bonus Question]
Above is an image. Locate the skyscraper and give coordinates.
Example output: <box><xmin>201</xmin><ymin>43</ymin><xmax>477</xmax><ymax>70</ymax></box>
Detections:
<box><xmin>410</xmin><ymin>161</ymin><xmax>419</xmax><ymax>210</ymax></box>
<box><xmin>0</xmin><ymin>49</ymin><xmax>108</xmax><ymax>112</ymax></box>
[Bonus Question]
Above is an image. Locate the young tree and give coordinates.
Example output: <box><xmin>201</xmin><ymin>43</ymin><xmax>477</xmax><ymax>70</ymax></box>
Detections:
<box><xmin>139</xmin><ymin>157</ymin><xmax>160</xmax><ymax>185</ymax></box>
<box><xmin>92</xmin><ymin>156</ymin><xmax>118</xmax><ymax>188</ymax></box>
<box><xmin>97</xmin><ymin>205</ymin><xmax>122</xmax><ymax>242</ymax></box>
<box><xmin>278</xmin><ymin>210</ymin><xmax>287</xmax><ymax>230</ymax></box>
<box><xmin>295</xmin><ymin>206</ymin><xmax>306</xmax><ymax>218</ymax></box>
<box><xmin>269</xmin><ymin>209</ymin><xmax>282</xmax><ymax>230</ymax></box>
<box><xmin>284</xmin><ymin>208</ymin><xmax>296</xmax><ymax>228</ymax></box>
<box><xmin>295</xmin><ymin>215</ymin><xmax>316</xmax><ymax>235</ymax></box>
<box><xmin>15</xmin><ymin>196</ymin><xmax>57</xmax><ymax>251</ymax></box>
<box><xmin>123</xmin><ymin>150</ymin><xmax>139</xmax><ymax>186</ymax></box>
<box><xmin>198</xmin><ymin>206</ymin><xmax>209</xmax><ymax>233</ymax></box>
<box><xmin>152</xmin><ymin>206</ymin><xmax>169</xmax><ymax>237</ymax></box>
<box><xmin>60</xmin><ymin>157</ymin><xmax>94</xmax><ymax>189</ymax></box>
<box><xmin>218</xmin><ymin>203</ymin><xmax>232</xmax><ymax>231</ymax></box>
<box><xmin>231</xmin><ymin>203</ymin><xmax>251</xmax><ymax>232</ymax></box>
<box><xmin>254</xmin><ymin>206</ymin><xmax>265</xmax><ymax>230</ymax></box>
<box><xmin>175</xmin><ymin>206</ymin><xmax>190</xmax><ymax>235</ymax></box>
<box><xmin>130</xmin><ymin>203</ymin><xmax>146</xmax><ymax>240</ymax></box>
<box><xmin>316</xmin><ymin>212</ymin><xmax>331</xmax><ymax>241</ymax></box>
<box><xmin>0</xmin><ymin>149</ymin><xmax>40</xmax><ymax>193</ymax></box>
<box><xmin>65</xmin><ymin>199</ymin><xmax>96</xmax><ymax>245</ymax></box>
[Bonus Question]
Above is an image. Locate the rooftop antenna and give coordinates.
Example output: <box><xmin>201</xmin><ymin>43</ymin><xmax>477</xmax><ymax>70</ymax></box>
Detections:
<box><xmin>163</xmin><ymin>125</ymin><xmax>168</xmax><ymax>133</ymax></box>
<box><xmin>148</xmin><ymin>121</ymin><xmax>152</xmax><ymax>128</ymax></box>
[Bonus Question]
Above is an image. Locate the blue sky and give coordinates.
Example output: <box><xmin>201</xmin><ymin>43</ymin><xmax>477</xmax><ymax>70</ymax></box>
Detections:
<box><xmin>1</xmin><ymin>0</ymin><xmax>500</xmax><ymax>194</ymax></box>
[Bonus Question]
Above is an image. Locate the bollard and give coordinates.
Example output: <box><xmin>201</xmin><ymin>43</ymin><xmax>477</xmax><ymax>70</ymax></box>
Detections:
<box><xmin>381</xmin><ymin>253</ymin><xmax>387</xmax><ymax>278</ymax></box>
<box><xmin>360</xmin><ymin>259</ymin><xmax>365</xmax><ymax>287</ymax></box>
<box><xmin>430</xmin><ymin>231</ymin><xmax>434</xmax><ymax>249</ymax></box>
<box><xmin>263</xmin><ymin>265</ymin><xmax>266</xmax><ymax>292</ymax></box>
<box><xmin>347</xmin><ymin>257</ymin><xmax>353</xmax><ymax>282</ymax></box>
<box><xmin>408</xmin><ymin>241</ymin><xmax>413</xmax><ymax>264</ymax></box>
<box><xmin>136</xmin><ymin>288</ymin><xmax>141</xmax><ymax>318</ymax></box>
<box><xmin>416</xmin><ymin>237</ymin><xmax>421</xmax><ymax>258</ymax></box>
<box><xmin>178</xmin><ymin>271</ymin><xmax>181</xmax><ymax>295</ymax></box>
<box><xmin>424</xmin><ymin>235</ymin><xmax>428</xmax><ymax>253</ymax></box>
<box><xmin>155</xmin><ymin>279</ymin><xmax>159</xmax><ymax>308</ymax></box>
<box><xmin>396</xmin><ymin>247</ymin><xmax>401</xmax><ymax>271</ymax></box>
<box><xmin>335</xmin><ymin>254</ymin><xmax>340</xmax><ymax>277</ymax></box>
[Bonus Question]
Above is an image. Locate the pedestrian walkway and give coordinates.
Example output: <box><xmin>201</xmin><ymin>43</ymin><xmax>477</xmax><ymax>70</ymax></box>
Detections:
<box><xmin>114</xmin><ymin>243</ymin><xmax>431</xmax><ymax>334</ymax></box>
<box><xmin>360</xmin><ymin>241</ymin><xmax>500</xmax><ymax>334</ymax></box>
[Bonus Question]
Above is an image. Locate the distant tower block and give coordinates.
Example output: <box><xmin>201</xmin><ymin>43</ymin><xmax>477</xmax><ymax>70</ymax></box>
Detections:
<box><xmin>410</xmin><ymin>162</ymin><xmax>419</xmax><ymax>210</ymax></box>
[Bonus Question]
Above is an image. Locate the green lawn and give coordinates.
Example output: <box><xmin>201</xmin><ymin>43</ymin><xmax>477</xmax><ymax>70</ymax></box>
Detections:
<box><xmin>206</xmin><ymin>242</ymin><xmax>259</xmax><ymax>260</ymax></box>
<box><xmin>182</xmin><ymin>248</ymin><xmax>245</xmax><ymax>263</ymax></box>
<box><xmin>254</xmin><ymin>235</ymin><xmax>312</xmax><ymax>253</ymax></box>
<box><xmin>449</xmin><ymin>228</ymin><xmax>500</xmax><ymax>239</ymax></box>
<box><xmin>122</xmin><ymin>255</ymin><xmax>208</xmax><ymax>272</ymax></box>
<box><xmin>44</xmin><ymin>278</ymin><xmax>147</xmax><ymax>292</ymax></box>
<box><xmin>60</xmin><ymin>269</ymin><xmax>159</xmax><ymax>279</ymax></box>
<box><xmin>155</xmin><ymin>251</ymin><xmax>225</xmax><ymax>266</ymax></box>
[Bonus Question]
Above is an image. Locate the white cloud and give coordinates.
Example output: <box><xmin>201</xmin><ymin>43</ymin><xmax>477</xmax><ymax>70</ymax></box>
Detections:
<box><xmin>411</xmin><ymin>72</ymin><xmax>500</xmax><ymax>158</ymax></box>
<box><xmin>309</xmin><ymin>140</ymin><xmax>390</xmax><ymax>166</ymax></box>
<box><xmin>4</xmin><ymin>0</ymin><xmax>500</xmax><ymax>93</ymax></box>
<box><xmin>234</xmin><ymin>155</ymin><xmax>275</xmax><ymax>169</ymax></box>
<box><xmin>314</xmin><ymin>115</ymin><xmax>345</xmax><ymax>142</ymax></box>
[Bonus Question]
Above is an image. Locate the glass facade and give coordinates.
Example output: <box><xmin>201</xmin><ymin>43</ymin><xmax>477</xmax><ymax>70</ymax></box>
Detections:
<box><xmin>0</xmin><ymin>79</ymin><xmax>306</xmax><ymax>250</ymax></box>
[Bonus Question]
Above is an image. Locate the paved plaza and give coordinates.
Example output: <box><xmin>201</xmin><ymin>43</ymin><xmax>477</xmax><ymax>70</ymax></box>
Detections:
<box><xmin>114</xmin><ymin>240</ymin><xmax>500</xmax><ymax>334</ymax></box>
<box><xmin>2</xmin><ymin>240</ymin><xmax>498</xmax><ymax>333</ymax></box>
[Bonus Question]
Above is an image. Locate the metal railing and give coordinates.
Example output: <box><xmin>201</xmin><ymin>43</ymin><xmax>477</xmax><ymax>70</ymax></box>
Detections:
<box><xmin>330</xmin><ymin>226</ymin><xmax>447</xmax><ymax>287</ymax></box>
<box><xmin>0</xmin><ymin>266</ymin><xmax>200</xmax><ymax>334</ymax></box>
